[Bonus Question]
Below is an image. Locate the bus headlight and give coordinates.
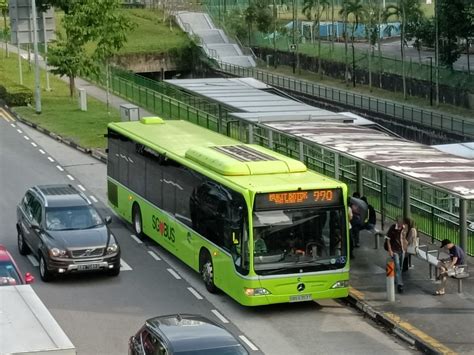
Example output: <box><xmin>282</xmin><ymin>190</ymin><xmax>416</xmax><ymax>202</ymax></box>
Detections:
<box><xmin>244</xmin><ymin>287</ymin><xmax>271</xmax><ymax>296</ymax></box>
<box><xmin>331</xmin><ymin>280</ymin><xmax>349</xmax><ymax>289</ymax></box>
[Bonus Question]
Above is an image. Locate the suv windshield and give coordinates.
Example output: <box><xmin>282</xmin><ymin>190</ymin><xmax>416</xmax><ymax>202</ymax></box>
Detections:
<box><xmin>46</xmin><ymin>206</ymin><xmax>103</xmax><ymax>231</ymax></box>
<box><xmin>252</xmin><ymin>207</ymin><xmax>347</xmax><ymax>275</ymax></box>
<box><xmin>0</xmin><ymin>261</ymin><xmax>22</xmax><ymax>286</ymax></box>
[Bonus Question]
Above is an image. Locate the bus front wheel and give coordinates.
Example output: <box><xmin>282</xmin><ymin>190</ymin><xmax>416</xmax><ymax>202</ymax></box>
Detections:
<box><xmin>132</xmin><ymin>203</ymin><xmax>144</xmax><ymax>239</ymax></box>
<box><xmin>200</xmin><ymin>251</ymin><xmax>218</xmax><ymax>294</ymax></box>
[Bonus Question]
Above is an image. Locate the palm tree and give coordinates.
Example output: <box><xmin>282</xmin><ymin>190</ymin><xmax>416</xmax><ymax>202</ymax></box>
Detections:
<box><xmin>384</xmin><ymin>0</ymin><xmax>422</xmax><ymax>99</ymax></box>
<box><xmin>302</xmin><ymin>0</ymin><xmax>329</xmax><ymax>77</ymax></box>
<box><xmin>340</xmin><ymin>0</ymin><xmax>364</xmax><ymax>87</ymax></box>
<box><xmin>0</xmin><ymin>0</ymin><xmax>8</xmax><ymax>57</ymax></box>
<box><xmin>364</xmin><ymin>0</ymin><xmax>380</xmax><ymax>92</ymax></box>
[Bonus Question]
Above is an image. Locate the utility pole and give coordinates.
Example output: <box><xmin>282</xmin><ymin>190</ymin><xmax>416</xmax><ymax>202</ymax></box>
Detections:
<box><xmin>428</xmin><ymin>56</ymin><xmax>433</xmax><ymax>106</ymax></box>
<box><xmin>273</xmin><ymin>0</ymin><xmax>277</xmax><ymax>68</ymax></box>
<box><xmin>42</xmin><ymin>12</ymin><xmax>50</xmax><ymax>91</ymax></box>
<box><xmin>434</xmin><ymin>0</ymin><xmax>439</xmax><ymax>106</ymax></box>
<box><xmin>31</xmin><ymin>0</ymin><xmax>42</xmax><ymax>114</ymax></box>
<box><xmin>292</xmin><ymin>0</ymin><xmax>296</xmax><ymax>73</ymax></box>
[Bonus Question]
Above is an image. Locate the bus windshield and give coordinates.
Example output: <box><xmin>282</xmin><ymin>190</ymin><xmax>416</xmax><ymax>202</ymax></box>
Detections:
<box><xmin>252</xmin><ymin>207</ymin><xmax>347</xmax><ymax>275</ymax></box>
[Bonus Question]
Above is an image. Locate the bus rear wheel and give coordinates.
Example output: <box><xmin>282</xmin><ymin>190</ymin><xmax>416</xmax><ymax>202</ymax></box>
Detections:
<box><xmin>132</xmin><ymin>204</ymin><xmax>144</xmax><ymax>239</ymax></box>
<box><xmin>201</xmin><ymin>252</ymin><xmax>218</xmax><ymax>294</ymax></box>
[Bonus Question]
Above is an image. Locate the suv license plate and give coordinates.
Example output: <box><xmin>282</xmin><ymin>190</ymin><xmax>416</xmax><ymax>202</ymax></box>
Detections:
<box><xmin>289</xmin><ymin>294</ymin><xmax>312</xmax><ymax>303</ymax></box>
<box><xmin>77</xmin><ymin>263</ymin><xmax>101</xmax><ymax>271</ymax></box>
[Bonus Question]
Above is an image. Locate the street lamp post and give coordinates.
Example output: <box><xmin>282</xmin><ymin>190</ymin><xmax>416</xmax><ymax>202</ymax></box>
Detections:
<box><xmin>31</xmin><ymin>0</ymin><xmax>41</xmax><ymax>114</ymax></box>
<box><xmin>428</xmin><ymin>56</ymin><xmax>433</xmax><ymax>106</ymax></box>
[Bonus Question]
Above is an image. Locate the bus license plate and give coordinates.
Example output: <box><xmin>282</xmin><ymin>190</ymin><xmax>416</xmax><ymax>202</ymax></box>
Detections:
<box><xmin>77</xmin><ymin>263</ymin><xmax>101</xmax><ymax>271</ymax></box>
<box><xmin>289</xmin><ymin>294</ymin><xmax>312</xmax><ymax>303</ymax></box>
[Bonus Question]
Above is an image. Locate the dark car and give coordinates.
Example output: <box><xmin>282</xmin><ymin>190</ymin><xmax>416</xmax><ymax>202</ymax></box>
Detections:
<box><xmin>129</xmin><ymin>314</ymin><xmax>249</xmax><ymax>355</ymax></box>
<box><xmin>0</xmin><ymin>244</ymin><xmax>35</xmax><ymax>286</ymax></box>
<box><xmin>16</xmin><ymin>184</ymin><xmax>120</xmax><ymax>281</ymax></box>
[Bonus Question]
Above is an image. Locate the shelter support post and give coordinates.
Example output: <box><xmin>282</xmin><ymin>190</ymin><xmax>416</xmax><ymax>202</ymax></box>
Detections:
<box><xmin>379</xmin><ymin>169</ymin><xmax>385</xmax><ymax>231</ymax></box>
<box><xmin>334</xmin><ymin>154</ymin><xmax>340</xmax><ymax>180</ymax></box>
<box><xmin>217</xmin><ymin>105</ymin><xmax>222</xmax><ymax>134</ymax></box>
<box><xmin>268</xmin><ymin>130</ymin><xmax>273</xmax><ymax>149</ymax></box>
<box><xmin>299</xmin><ymin>141</ymin><xmax>304</xmax><ymax>162</ymax></box>
<box><xmin>460</xmin><ymin>198</ymin><xmax>467</xmax><ymax>252</ymax></box>
<box><xmin>356</xmin><ymin>162</ymin><xmax>363</xmax><ymax>195</ymax></box>
<box><xmin>248</xmin><ymin>124</ymin><xmax>254</xmax><ymax>144</ymax></box>
<box><xmin>403</xmin><ymin>179</ymin><xmax>411</xmax><ymax>220</ymax></box>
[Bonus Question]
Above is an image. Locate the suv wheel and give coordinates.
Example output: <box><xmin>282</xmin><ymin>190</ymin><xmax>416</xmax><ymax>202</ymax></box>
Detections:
<box><xmin>39</xmin><ymin>254</ymin><xmax>54</xmax><ymax>282</ymax></box>
<box><xmin>18</xmin><ymin>229</ymin><xmax>30</xmax><ymax>255</ymax></box>
<box><xmin>132</xmin><ymin>204</ymin><xmax>144</xmax><ymax>239</ymax></box>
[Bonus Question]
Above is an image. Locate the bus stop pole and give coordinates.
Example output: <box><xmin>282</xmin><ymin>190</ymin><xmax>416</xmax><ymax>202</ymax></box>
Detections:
<box><xmin>403</xmin><ymin>179</ymin><xmax>411</xmax><ymax>220</ymax></box>
<box><xmin>356</xmin><ymin>162</ymin><xmax>363</xmax><ymax>195</ymax></box>
<box><xmin>386</xmin><ymin>257</ymin><xmax>395</xmax><ymax>302</ymax></box>
<box><xmin>460</xmin><ymin>198</ymin><xmax>467</xmax><ymax>252</ymax></box>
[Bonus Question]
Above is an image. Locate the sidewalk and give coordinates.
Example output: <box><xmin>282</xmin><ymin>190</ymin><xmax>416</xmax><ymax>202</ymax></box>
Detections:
<box><xmin>351</xmin><ymin>227</ymin><xmax>473</xmax><ymax>354</ymax></box>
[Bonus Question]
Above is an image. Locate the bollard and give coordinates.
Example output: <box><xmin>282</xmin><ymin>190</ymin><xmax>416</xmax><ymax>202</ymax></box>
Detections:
<box><xmin>386</xmin><ymin>258</ymin><xmax>395</xmax><ymax>302</ymax></box>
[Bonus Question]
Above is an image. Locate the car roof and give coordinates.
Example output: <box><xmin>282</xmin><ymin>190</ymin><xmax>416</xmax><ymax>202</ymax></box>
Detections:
<box><xmin>147</xmin><ymin>314</ymin><xmax>244</xmax><ymax>353</ymax></box>
<box><xmin>32</xmin><ymin>185</ymin><xmax>90</xmax><ymax>208</ymax></box>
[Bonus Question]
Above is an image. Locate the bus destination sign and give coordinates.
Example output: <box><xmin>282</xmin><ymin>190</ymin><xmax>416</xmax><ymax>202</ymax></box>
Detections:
<box><xmin>255</xmin><ymin>189</ymin><xmax>342</xmax><ymax>210</ymax></box>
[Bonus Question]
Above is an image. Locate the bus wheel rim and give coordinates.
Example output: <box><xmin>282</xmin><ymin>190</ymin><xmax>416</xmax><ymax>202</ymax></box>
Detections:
<box><xmin>203</xmin><ymin>261</ymin><xmax>213</xmax><ymax>285</ymax></box>
<box><xmin>134</xmin><ymin>212</ymin><xmax>141</xmax><ymax>234</ymax></box>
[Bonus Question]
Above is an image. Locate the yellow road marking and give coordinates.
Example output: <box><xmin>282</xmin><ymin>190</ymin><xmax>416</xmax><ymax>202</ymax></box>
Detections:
<box><xmin>350</xmin><ymin>287</ymin><xmax>365</xmax><ymax>300</ymax></box>
<box><xmin>384</xmin><ymin>312</ymin><xmax>457</xmax><ymax>355</ymax></box>
<box><xmin>0</xmin><ymin>107</ymin><xmax>15</xmax><ymax>122</ymax></box>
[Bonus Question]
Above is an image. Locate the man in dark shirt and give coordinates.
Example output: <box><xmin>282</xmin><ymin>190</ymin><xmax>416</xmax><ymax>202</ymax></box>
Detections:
<box><xmin>361</xmin><ymin>196</ymin><xmax>376</xmax><ymax>232</ymax></box>
<box><xmin>385</xmin><ymin>217</ymin><xmax>407</xmax><ymax>293</ymax></box>
<box><xmin>435</xmin><ymin>239</ymin><xmax>466</xmax><ymax>295</ymax></box>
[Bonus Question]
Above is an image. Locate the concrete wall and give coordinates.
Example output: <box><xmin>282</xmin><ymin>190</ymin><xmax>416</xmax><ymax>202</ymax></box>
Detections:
<box><xmin>113</xmin><ymin>53</ymin><xmax>178</xmax><ymax>73</ymax></box>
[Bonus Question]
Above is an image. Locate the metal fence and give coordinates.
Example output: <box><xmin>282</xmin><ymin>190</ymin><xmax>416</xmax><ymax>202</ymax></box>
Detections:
<box><xmin>215</xmin><ymin>61</ymin><xmax>474</xmax><ymax>139</ymax></box>
<box><xmin>107</xmin><ymin>71</ymin><xmax>474</xmax><ymax>255</ymax></box>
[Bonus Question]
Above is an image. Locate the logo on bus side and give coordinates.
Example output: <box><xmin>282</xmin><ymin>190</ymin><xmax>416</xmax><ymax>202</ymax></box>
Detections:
<box><xmin>152</xmin><ymin>215</ymin><xmax>175</xmax><ymax>243</ymax></box>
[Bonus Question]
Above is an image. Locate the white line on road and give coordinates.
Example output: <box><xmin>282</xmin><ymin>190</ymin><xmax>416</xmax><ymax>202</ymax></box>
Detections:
<box><xmin>120</xmin><ymin>259</ymin><xmax>133</xmax><ymax>271</ymax></box>
<box><xmin>77</xmin><ymin>184</ymin><xmax>86</xmax><ymax>191</ymax></box>
<box><xmin>39</xmin><ymin>149</ymin><xmax>45</xmax><ymax>154</ymax></box>
<box><xmin>130</xmin><ymin>234</ymin><xmax>143</xmax><ymax>244</ymax></box>
<box><xmin>47</xmin><ymin>157</ymin><xmax>55</xmax><ymax>162</ymax></box>
<box><xmin>56</xmin><ymin>165</ymin><xmax>64</xmax><ymax>172</ymax></box>
<box><xmin>211</xmin><ymin>309</ymin><xmax>229</xmax><ymax>323</ymax></box>
<box><xmin>187</xmin><ymin>287</ymin><xmax>203</xmax><ymax>300</ymax></box>
<box><xmin>31</xmin><ymin>142</ymin><xmax>37</xmax><ymax>147</ymax></box>
<box><xmin>27</xmin><ymin>255</ymin><xmax>39</xmax><ymax>267</ymax></box>
<box><xmin>16</xmin><ymin>129</ymin><xmax>22</xmax><ymax>134</ymax></box>
<box><xmin>148</xmin><ymin>250</ymin><xmax>161</xmax><ymax>261</ymax></box>
<box><xmin>10</xmin><ymin>123</ymin><xmax>16</xmax><ymax>128</ymax></box>
<box><xmin>23</xmin><ymin>135</ymin><xmax>30</xmax><ymax>140</ymax></box>
<box><xmin>239</xmin><ymin>336</ymin><xmax>259</xmax><ymax>351</ymax></box>
<box><xmin>67</xmin><ymin>174</ymin><xmax>75</xmax><ymax>181</ymax></box>
<box><xmin>89</xmin><ymin>195</ymin><xmax>98</xmax><ymax>203</ymax></box>
<box><xmin>167</xmin><ymin>268</ymin><xmax>182</xmax><ymax>280</ymax></box>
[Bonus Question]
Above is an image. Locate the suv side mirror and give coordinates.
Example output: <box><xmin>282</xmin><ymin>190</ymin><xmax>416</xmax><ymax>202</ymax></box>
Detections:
<box><xmin>25</xmin><ymin>272</ymin><xmax>35</xmax><ymax>284</ymax></box>
<box><xmin>105</xmin><ymin>216</ymin><xmax>112</xmax><ymax>225</ymax></box>
<box><xmin>31</xmin><ymin>221</ymin><xmax>41</xmax><ymax>231</ymax></box>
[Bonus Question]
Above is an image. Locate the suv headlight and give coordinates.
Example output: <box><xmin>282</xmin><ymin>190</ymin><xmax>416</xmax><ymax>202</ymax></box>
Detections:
<box><xmin>106</xmin><ymin>235</ymin><xmax>119</xmax><ymax>254</ymax></box>
<box><xmin>50</xmin><ymin>248</ymin><xmax>67</xmax><ymax>257</ymax></box>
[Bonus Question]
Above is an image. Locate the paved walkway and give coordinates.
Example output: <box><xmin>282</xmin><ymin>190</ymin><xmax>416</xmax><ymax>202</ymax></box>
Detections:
<box><xmin>352</xmin><ymin>226</ymin><xmax>473</xmax><ymax>354</ymax></box>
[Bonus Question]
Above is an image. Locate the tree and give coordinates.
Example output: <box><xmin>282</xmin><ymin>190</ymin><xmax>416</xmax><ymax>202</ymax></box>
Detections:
<box><xmin>244</xmin><ymin>3</ymin><xmax>258</xmax><ymax>46</ymax></box>
<box><xmin>302</xmin><ymin>0</ymin><xmax>329</xmax><ymax>77</ymax></box>
<box><xmin>384</xmin><ymin>0</ymin><xmax>422</xmax><ymax>99</ymax></box>
<box><xmin>47</xmin><ymin>0</ymin><xmax>134</xmax><ymax>97</ymax></box>
<box><xmin>438</xmin><ymin>0</ymin><xmax>465</xmax><ymax>70</ymax></box>
<box><xmin>0</xmin><ymin>0</ymin><xmax>8</xmax><ymax>57</ymax></box>
<box><xmin>364</xmin><ymin>0</ymin><xmax>380</xmax><ymax>91</ymax></box>
<box><xmin>340</xmin><ymin>0</ymin><xmax>364</xmax><ymax>87</ymax></box>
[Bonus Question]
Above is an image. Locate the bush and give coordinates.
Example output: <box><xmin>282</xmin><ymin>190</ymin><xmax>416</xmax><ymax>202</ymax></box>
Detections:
<box><xmin>0</xmin><ymin>81</ymin><xmax>33</xmax><ymax>106</ymax></box>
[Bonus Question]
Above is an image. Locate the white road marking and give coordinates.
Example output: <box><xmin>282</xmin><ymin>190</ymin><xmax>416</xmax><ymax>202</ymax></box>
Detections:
<box><xmin>16</xmin><ymin>129</ymin><xmax>22</xmax><ymax>134</ymax></box>
<box><xmin>148</xmin><ymin>251</ymin><xmax>161</xmax><ymax>261</ymax></box>
<box><xmin>31</xmin><ymin>142</ymin><xmax>37</xmax><ymax>147</ymax></box>
<box><xmin>77</xmin><ymin>184</ymin><xmax>86</xmax><ymax>191</ymax></box>
<box><xmin>167</xmin><ymin>268</ymin><xmax>181</xmax><ymax>280</ymax></box>
<box><xmin>23</xmin><ymin>135</ymin><xmax>30</xmax><ymax>140</ymax></box>
<box><xmin>187</xmin><ymin>287</ymin><xmax>203</xmax><ymax>300</ymax></box>
<box><xmin>39</xmin><ymin>149</ymin><xmax>45</xmax><ymax>154</ymax></box>
<box><xmin>10</xmin><ymin>123</ymin><xmax>16</xmax><ymax>128</ymax></box>
<box><xmin>120</xmin><ymin>259</ymin><xmax>133</xmax><ymax>271</ymax></box>
<box><xmin>130</xmin><ymin>234</ymin><xmax>143</xmax><ymax>244</ymax></box>
<box><xmin>211</xmin><ymin>309</ymin><xmax>229</xmax><ymax>324</ymax></box>
<box><xmin>89</xmin><ymin>195</ymin><xmax>98</xmax><ymax>203</ymax></box>
<box><xmin>47</xmin><ymin>157</ymin><xmax>55</xmax><ymax>162</ymax></box>
<box><xmin>27</xmin><ymin>255</ymin><xmax>39</xmax><ymax>267</ymax></box>
<box><xmin>239</xmin><ymin>336</ymin><xmax>259</xmax><ymax>351</ymax></box>
<box><xmin>67</xmin><ymin>174</ymin><xmax>75</xmax><ymax>181</ymax></box>
<box><xmin>56</xmin><ymin>165</ymin><xmax>64</xmax><ymax>172</ymax></box>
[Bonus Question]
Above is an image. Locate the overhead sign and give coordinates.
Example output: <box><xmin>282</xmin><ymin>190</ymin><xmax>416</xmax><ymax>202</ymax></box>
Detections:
<box><xmin>9</xmin><ymin>0</ymin><xmax>55</xmax><ymax>45</ymax></box>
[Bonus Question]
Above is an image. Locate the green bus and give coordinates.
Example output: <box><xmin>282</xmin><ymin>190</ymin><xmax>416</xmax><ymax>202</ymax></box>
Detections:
<box><xmin>107</xmin><ymin>117</ymin><xmax>350</xmax><ymax>306</ymax></box>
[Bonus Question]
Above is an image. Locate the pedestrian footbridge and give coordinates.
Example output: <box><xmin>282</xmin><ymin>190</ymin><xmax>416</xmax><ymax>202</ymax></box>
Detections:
<box><xmin>175</xmin><ymin>11</ymin><xmax>256</xmax><ymax>68</ymax></box>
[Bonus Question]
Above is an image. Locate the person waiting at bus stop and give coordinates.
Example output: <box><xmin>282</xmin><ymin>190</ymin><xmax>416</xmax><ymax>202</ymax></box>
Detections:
<box><xmin>385</xmin><ymin>217</ymin><xmax>408</xmax><ymax>293</ymax></box>
<box><xmin>434</xmin><ymin>239</ymin><xmax>466</xmax><ymax>295</ymax></box>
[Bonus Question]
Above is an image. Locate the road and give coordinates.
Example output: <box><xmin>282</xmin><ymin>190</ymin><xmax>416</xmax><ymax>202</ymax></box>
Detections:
<box><xmin>0</xmin><ymin>111</ymin><xmax>415</xmax><ymax>354</ymax></box>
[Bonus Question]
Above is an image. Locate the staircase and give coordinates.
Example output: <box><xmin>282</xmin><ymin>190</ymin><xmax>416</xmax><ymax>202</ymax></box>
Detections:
<box><xmin>175</xmin><ymin>11</ymin><xmax>256</xmax><ymax>68</ymax></box>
